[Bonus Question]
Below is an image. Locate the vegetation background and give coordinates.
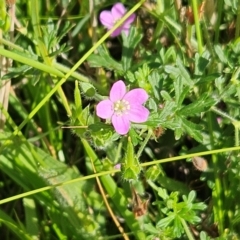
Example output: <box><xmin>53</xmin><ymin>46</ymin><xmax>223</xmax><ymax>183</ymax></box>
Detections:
<box><xmin>1</xmin><ymin>0</ymin><xmax>240</xmax><ymax>239</ymax></box>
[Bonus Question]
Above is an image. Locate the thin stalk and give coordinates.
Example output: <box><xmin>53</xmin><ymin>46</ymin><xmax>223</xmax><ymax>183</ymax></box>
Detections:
<box><xmin>180</xmin><ymin>218</ymin><xmax>195</xmax><ymax>240</ymax></box>
<box><xmin>0</xmin><ymin>48</ymin><xmax>65</xmax><ymax>77</ymax></box>
<box><xmin>31</xmin><ymin>0</ymin><xmax>72</xmax><ymax>117</ymax></box>
<box><xmin>136</xmin><ymin>129</ymin><xmax>152</xmax><ymax>159</ymax></box>
<box><xmin>211</xmin><ymin>106</ymin><xmax>240</xmax><ymax>146</ymax></box>
<box><xmin>2</xmin><ymin>145</ymin><xmax>240</xmax><ymax>204</ymax></box>
<box><xmin>0</xmin><ymin>168</ymin><xmax>119</xmax><ymax>205</ymax></box>
<box><xmin>6</xmin><ymin>0</ymin><xmax>145</xmax><ymax>139</ymax></box>
<box><xmin>207</xmin><ymin>111</ymin><xmax>224</xmax><ymax>234</ymax></box>
<box><xmin>214</xmin><ymin>0</ymin><xmax>224</xmax><ymax>44</ymax></box>
<box><xmin>211</xmin><ymin>106</ymin><xmax>237</xmax><ymax>122</ymax></box>
<box><xmin>0</xmin><ymin>102</ymin><xmax>46</xmax><ymax>167</ymax></box>
<box><xmin>82</xmin><ymin>138</ymin><xmax>146</xmax><ymax>240</ymax></box>
<box><xmin>90</xmin><ymin>159</ymin><xmax>129</xmax><ymax>240</ymax></box>
<box><xmin>231</xmin><ymin>68</ymin><xmax>240</xmax><ymax>102</ymax></box>
<box><xmin>235</xmin><ymin>0</ymin><xmax>240</xmax><ymax>39</ymax></box>
<box><xmin>191</xmin><ymin>0</ymin><xmax>203</xmax><ymax>54</ymax></box>
<box><xmin>234</xmin><ymin>124</ymin><xmax>240</xmax><ymax>147</ymax></box>
<box><xmin>0</xmin><ymin>40</ymin><xmax>91</xmax><ymax>83</ymax></box>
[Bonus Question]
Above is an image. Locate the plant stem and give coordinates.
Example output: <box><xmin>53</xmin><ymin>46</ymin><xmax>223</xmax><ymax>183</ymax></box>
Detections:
<box><xmin>214</xmin><ymin>0</ymin><xmax>224</xmax><ymax>44</ymax></box>
<box><xmin>191</xmin><ymin>0</ymin><xmax>203</xmax><ymax>54</ymax></box>
<box><xmin>136</xmin><ymin>129</ymin><xmax>152</xmax><ymax>159</ymax></box>
<box><xmin>180</xmin><ymin>218</ymin><xmax>195</xmax><ymax>240</ymax></box>
<box><xmin>211</xmin><ymin>106</ymin><xmax>240</xmax><ymax>146</ymax></box>
<box><xmin>31</xmin><ymin>0</ymin><xmax>72</xmax><ymax>117</ymax></box>
<box><xmin>235</xmin><ymin>0</ymin><xmax>240</xmax><ymax>39</ymax></box>
<box><xmin>7</xmin><ymin>0</ymin><xmax>145</xmax><ymax>138</ymax></box>
<box><xmin>207</xmin><ymin>111</ymin><xmax>224</xmax><ymax>233</ymax></box>
<box><xmin>3</xmin><ymin>145</ymin><xmax>240</xmax><ymax>204</ymax></box>
<box><xmin>211</xmin><ymin>106</ymin><xmax>237</xmax><ymax>122</ymax></box>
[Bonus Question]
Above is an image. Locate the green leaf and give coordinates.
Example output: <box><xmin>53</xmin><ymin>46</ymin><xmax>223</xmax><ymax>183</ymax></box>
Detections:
<box><xmin>178</xmin><ymin>93</ymin><xmax>216</xmax><ymax>116</ymax></box>
<box><xmin>158</xmin><ymin>101</ymin><xmax>176</xmax><ymax>120</ymax></box>
<box><xmin>200</xmin><ymin>231</ymin><xmax>211</xmax><ymax>240</ymax></box>
<box><xmin>164</xmin><ymin>65</ymin><xmax>180</xmax><ymax>77</ymax></box>
<box><xmin>88</xmin><ymin>45</ymin><xmax>123</xmax><ymax>71</ymax></box>
<box><xmin>122</xmin><ymin>137</ymin><xmax>141</xmax><ymax>181</ymax></box>
<box><xmin>187</xmin><ymin>191</ymin><xmax>196</xmax><ymax>203</ymax></box>
<box><xmin>157</xmin><ymin>187</ymin><xmax>169</xmax><ymax>200</ymax></box>
<box><xmin>145</xmin><ymin>166</ymin><xmax>161</xmax><ymax>181</ymax></box>
<box><xmin>121</xmin><ymin>27</ymin><xmax>143</xmax><ymax>71</ymax></box>
<box><xmin>156</xmin><ymin>214</ymin><xmax>175</xmax><ymax>228</ymax></box>
<box><xmin>174</xmin><ymin>77</ymin><xmax>191</xmax><ymax>108</ymax></box>
<box><xmin>175</xmin><ymin>127</ymin><xmax>183</xmax><ymax>140</ymax></box>
<box><xmin>192</xmin><ymin>202</ymin><xmax>207</xmax><ymax>210</ymax></box>
<box><xmin>74</xmin><ymin>80</ymin><xmax>82</xmax><ymax>116</ymax></box>
<box><xmin>81</xmin><ymin>139</ymin><xmax>146</xmax><ymax>239</ymax></box>
<box><xmin>0</xmin><ymin>134</ymin><xmax>98</xmax><ymax>238</ymax></box>
<box><xmin>129</xmin><ymin>128</ymin><xmax>142</xmax><ymax>146</ymax></box>
<box><xmin>173</xmin><ymin>216</ymin><xmax>184</xmax><ymax>237</ymax></box>
<box><xmin>80</xmin><ymin>82</ymin><xmax>96</xmax><ymax>98</ymax></box>
<box><xmin>143</xmin><ymin>223</ymin><xmax>159</xmax><ymax>234</ymax></box>
<box><xmin>0</xmin><ymin>209</ymin><xmax>32</xmax><ymax>240</ymax></box>
<box><xmin>148</xmin><ymin>70</ymin><xmax>162</xmax><ymax>100</ymax></box>
<box><xmin>181</xmin><ymin>117</ymin><xmax>203</xmax><ymax>142</ymax></box>
<box><xmin>23</xmin><ymin>198</ymin><xmax>39</xmax><ymax>239</ymax></box>
<box><xmin>1</xmin><ymin>65</ymin><xmax>32</xmax><ymax>80</ymax></box>
<box><xmin>214</xmin><ymin>44</ymin><xmax>228</xmax><ymax>64</ymax></box>
<box><xmin>126</xmin><ymin>70</ymin><xmax>136</xmax><ymax>83</ymax></box>
<box><xmin>176</xmin><ymin>58</ymin><xmax>193</xmax><ymax>86</ymax></box>
<box><xmin>194</xmin><ymin>52</ymin><xmax>210</xmax><ymax>75</ymax></box>
<box><xmin>161</xmin><ymin>91</ymin><xmax>172</xmax><ymax>101</ymax></box>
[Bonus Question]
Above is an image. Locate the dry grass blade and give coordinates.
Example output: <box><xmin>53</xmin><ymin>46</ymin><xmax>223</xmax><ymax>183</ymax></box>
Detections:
<box><xmin>0</xmin><ymin>2</ymin><xmax>15</xmax><ymax>129</ymax></box>
<box><xmin>90</xmin><ymin>159</ymin><xmax>130</xmax><ymax>240</ymax></box>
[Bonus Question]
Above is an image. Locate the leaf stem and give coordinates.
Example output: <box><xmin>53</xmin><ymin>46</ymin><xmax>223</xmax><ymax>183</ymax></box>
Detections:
<box><xmin>235</xmin><ymin>0</ymin><xmax>240</xmax><ymax>39</ymax></box>
<box><xmin>191</xmin><ymin>0</ymin><xmax>203</xmax><ymax>54</ymax></box>
<box><xmin>211</xmin><ymin>106</ymin><xmax>240</xmax><ymax>146</ymax></box>
<box><xmin>214</xmin><ymin>0</ymin><xmax>224</xmax><ymax>44</ymax></box>
<box><xmin>136</xmin><ymin>129</ymin><xmax>152</xmax><ymax>159</ymax></box>
<box><xmin>211</xmin><ymin>106</ymin><xmax>237</xmax><ymax>122</ymax></box>
<box><xmin>7</xmin><ymin>0</ymin><xmax>145</xmax><ymax>138</ymax></box>
<box><xmin>207</xmin><ymin>111</ymin><xmax>224</xmax><ymax>233</ymax></box>
<box><xmin>2</xmin><ymin>145</ymin><xmax>240</xmax><ymax>204</ymax></box>
<box><xmin>180</xmin><ymin>218</ymin><xmax>195</xmax><ymax>240</ymax></box>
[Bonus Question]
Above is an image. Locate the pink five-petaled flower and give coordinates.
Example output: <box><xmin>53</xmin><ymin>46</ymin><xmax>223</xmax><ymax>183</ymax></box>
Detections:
<box><xmin>99</xmin><ymin>3</ymin><xmax>136</xmax><ymax>37</ymax></box>
<box><xmin>96</xmin><ymin>80</ymin><xmax>149</xmax><ymax>135</ymax></box>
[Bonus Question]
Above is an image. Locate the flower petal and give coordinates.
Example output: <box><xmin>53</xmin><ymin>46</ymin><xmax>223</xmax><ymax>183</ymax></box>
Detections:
<box><xmin>100</xmin><ymin>11</ymin><xmax>114</xmax><ymax>29</ymax></box>
<box><xmin>128</xmin><ymin>105</ymin><xmax>149</xmax><ymax>123</ymax></box>
<box><xmin>96</xmin><ymin>99</ymin><xmax>114</xmax><ymax>119</ymax></box>
<box><xmin>111</xmin><ymin>27</ymin><xmax>123</xmax><ymax>37</ymax></box>
<box><xmin>112</xmin><ymin>114</ymin><xmax>130</xmax><ymax>135</ymax></box>
<box><xmin>110</xmin><ymin>80</ymin><xmax>126</xmax><ymax>102</ymax></box>
<box><xmin>112</xmin><ymin>3</ymin><xmax>126</xmax><ymax>19</ymax></box>
<box><xmin>124</xmin><ymin>88</ymin><xmax>148</xmax><ymax>104</ymax></box>
<box><xmin>123</xmin><ymin>13</ymin><xmax>136</xmax><ymax>25</ymax></box>
<box><xmin>121</xmin><ymin>27</ymin><xmax>130</xmax><ymax>36</ymax></box>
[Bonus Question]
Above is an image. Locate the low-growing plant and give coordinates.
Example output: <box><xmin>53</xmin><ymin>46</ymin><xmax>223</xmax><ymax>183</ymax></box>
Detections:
<box><xmin>1</xmin><ymin>0</ymin><xmax>240</xmax><ymax>239</ymax></box>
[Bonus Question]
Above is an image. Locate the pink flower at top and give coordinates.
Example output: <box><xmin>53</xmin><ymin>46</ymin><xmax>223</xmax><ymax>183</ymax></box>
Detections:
<box><xmin>96</xmin><ymin>80</ymin><xmax>149</xmax><ymax>135</ymax></box>
<box><xmin>99</xmin><ymin>3</ymin><xmax>136</xmax><ymax>37</ymax></box>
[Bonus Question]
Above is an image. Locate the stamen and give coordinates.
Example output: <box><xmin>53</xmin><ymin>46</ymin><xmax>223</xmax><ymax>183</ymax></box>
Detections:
<box><xmin>114</xmin><ymin>99</ymin><xmax>130</xmax><ymax>116</ymax></box>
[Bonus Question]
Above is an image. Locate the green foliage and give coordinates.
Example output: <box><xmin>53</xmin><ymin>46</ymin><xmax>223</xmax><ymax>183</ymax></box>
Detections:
<box><xmin>148</xmin><ymin>188</ymin><xmax>206</xmax><ymax>239</ymax></box>
<box><xmin>122</xmin><ymin>137</ymin><xmax>141</xmax><ymax>181</ymax></box>
<box><xmin>1</xmin><ymin>0</ymin><xmax>240</xmax><ymax>239</ymax></box>
<box><xmin>0</xmin><ymin>0</ymin><xmax>10</xmax><ymax>32</ymax></box>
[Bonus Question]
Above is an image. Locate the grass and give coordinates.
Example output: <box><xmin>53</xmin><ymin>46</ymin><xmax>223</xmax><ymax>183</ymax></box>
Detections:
<box><xmin>1</xmin><ymin>0</ymin><xmax>240</xmax><ymax>239</ymax></box>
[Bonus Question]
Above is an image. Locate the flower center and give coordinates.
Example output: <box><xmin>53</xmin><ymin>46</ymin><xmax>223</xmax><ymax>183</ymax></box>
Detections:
<box><xmin>114</xmin><ymin>99</ymin><xmax>130</xmax><ymax>116</ymax></box>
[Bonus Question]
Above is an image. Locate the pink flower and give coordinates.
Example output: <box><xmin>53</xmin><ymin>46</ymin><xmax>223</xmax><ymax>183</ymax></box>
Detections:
<box><xmin>114</xmin><ymin>163</ymin><xmax>121</xmax><ymax>170</ymax></box>
<box><xmin>99</xmin><ymin>3</ymin><xmax>136</xmax><ymax>37</ymax></box>
<box><xmin>96</xmin><ymin>80</ymin><xmax>149</xmax><ymax>135</ymax></box>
